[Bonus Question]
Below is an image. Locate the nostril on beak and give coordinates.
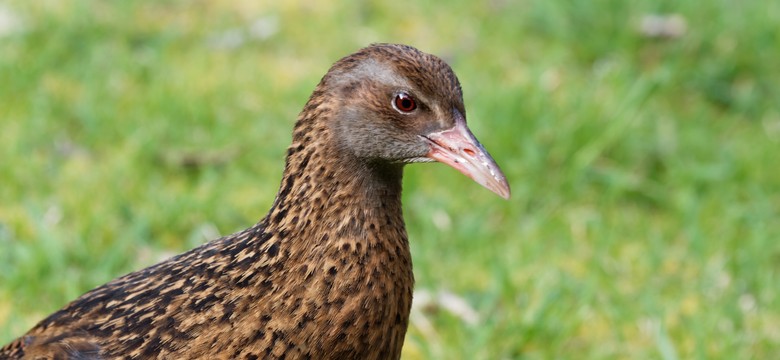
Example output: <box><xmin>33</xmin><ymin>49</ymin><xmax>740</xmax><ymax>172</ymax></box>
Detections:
<box><xmin>463</xmin><ymin>148</ymin><xmax>475</xmax><ymax>157</ymax></box>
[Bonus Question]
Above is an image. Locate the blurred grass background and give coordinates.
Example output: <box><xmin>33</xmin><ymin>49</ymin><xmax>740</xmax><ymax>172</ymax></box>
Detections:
<box><xmin>1</xmin><ymin>0</ymin><xmax>779</xmax><ymax>358</ymax></box>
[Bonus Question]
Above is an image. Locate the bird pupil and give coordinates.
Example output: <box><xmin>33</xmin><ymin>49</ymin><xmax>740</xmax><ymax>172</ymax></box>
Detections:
<box><xmin>395</xmin><ymin>93</ymin><xmax>416</xmax><ymax>112</ymax></box>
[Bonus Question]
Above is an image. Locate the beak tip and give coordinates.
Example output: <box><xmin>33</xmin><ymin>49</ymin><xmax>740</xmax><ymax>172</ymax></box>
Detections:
<box><xmin>491</xmin><ymin>181</ymin><xmax>511</xmax><ymax>200</ymax></box>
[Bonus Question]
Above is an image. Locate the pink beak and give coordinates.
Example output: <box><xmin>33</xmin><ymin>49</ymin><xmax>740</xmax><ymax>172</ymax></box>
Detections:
<box><xmin>422</xmin><ymin>117</ymin><xmax>511</xmax><ymax>200</ymax></box>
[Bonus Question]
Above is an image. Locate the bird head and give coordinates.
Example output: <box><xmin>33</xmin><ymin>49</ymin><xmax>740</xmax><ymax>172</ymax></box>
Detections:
<box><xmin>319</xmin><ymin>43</ymin><xmax>510</xmax><ymax>200</ymax></box>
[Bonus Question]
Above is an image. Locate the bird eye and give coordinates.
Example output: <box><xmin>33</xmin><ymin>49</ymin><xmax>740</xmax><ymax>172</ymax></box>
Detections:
<box><xmin>393</xmin><ymin>92</ymin><xmax>417</xmax><ymax>113</ymax></box>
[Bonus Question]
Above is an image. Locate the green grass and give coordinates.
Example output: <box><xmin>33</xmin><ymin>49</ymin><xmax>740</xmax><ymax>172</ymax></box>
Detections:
<box><xmin>1</xmin><ymin>0</ymin><xmax>779</xmax><ymax>358</ymax></box>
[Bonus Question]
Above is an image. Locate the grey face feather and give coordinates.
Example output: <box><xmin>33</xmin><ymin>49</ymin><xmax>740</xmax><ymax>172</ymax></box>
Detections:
<box><xmin>327</xmin><ymin>58</ymin><xmax>414</xmax><ymax>93</ymax></box>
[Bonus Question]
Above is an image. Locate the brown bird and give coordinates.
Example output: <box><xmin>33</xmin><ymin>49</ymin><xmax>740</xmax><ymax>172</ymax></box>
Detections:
<box><xmin>1</xmin><ymin>43</ymin><xmax>510</xmax><ymax>360</ymax></box>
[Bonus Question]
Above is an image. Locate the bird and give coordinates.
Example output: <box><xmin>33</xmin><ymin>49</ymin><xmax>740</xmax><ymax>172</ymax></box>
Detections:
<box><xmin>0</xmin><ymin>43</ymin><xmax>510</xmax><ymax>360</ymax></box>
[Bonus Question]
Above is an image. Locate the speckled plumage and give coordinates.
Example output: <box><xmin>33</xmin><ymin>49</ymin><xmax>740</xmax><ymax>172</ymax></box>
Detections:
<box><xmin>1</xmin><ymin>44</ymin><xmax>509</xmax><ymax>360</ymax></box>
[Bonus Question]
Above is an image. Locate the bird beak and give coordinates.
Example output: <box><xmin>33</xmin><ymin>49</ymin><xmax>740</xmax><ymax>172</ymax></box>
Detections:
<box><xmin>422</xmin><ymin>116</ymin><xmax>511</xmax><ymax>200</ymax></box>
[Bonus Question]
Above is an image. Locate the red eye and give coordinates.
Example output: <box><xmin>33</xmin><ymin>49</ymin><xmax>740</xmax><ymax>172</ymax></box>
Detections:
<box><xmin>393</xmin><ymin>92</ymin><xmax>417</xmax><ymax>113</ymax></box>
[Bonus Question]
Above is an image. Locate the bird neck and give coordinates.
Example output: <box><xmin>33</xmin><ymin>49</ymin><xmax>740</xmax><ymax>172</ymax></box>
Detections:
<box><xmin>264</xmin><ymin>106</ymin><xmax>407</xmax><ymax>249</ymax></box>
<box><xmin>245</xmin><ymin>120</ymin><xmax>413</xmax><ymax>358</ymax></box>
